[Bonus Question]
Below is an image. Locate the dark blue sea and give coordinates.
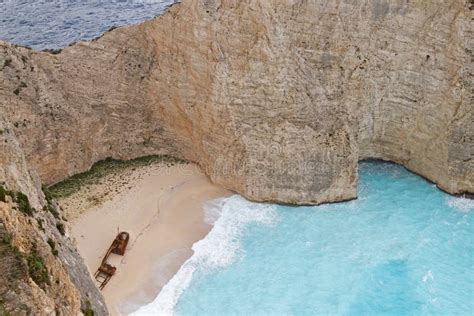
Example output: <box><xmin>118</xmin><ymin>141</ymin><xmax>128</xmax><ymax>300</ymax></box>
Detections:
<box><xmin>0</xmin><ymin>0</ymin><xmax>174</xmax><ymax>49</ymax></box>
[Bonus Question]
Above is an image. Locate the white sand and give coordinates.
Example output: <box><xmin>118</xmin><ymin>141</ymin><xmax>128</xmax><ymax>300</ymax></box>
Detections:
<box><xmin>61</xmin><ymin>163</ymin><xmax>229</xmax><ymax>315</ymax></box>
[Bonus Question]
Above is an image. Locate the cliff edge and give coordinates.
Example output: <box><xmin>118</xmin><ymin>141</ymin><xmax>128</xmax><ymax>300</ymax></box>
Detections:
<box><xmin>1</xmin><ymin>0</ymin><xmax>472</xmax><ymax>206</ymax></box>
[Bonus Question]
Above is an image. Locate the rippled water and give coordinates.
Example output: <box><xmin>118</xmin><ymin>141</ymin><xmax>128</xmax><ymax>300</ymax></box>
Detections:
<box><xmin>135</xmin><ymin>162</ymin><xmax>474</xmax><ymax>315</ymax></box>
<box><xmin>0</xmin><ymin>0</ymin><xmax>174</xmax><ymax>49</ymax></box>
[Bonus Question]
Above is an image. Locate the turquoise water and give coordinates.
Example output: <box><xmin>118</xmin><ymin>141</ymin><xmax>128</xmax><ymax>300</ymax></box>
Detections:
<box><xmin>134</xmin><ymin>162</ymin><xmax>473</xmax><ymax>315</ymax></box>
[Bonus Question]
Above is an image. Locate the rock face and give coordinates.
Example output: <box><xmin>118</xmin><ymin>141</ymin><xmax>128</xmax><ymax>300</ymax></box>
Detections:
<box><xmin>0</xmin><ymin>0</ymin><xmax>472</xmax><ymax>313</ymax></box>
<box><xmin>1</xmin><ymin>0</ymin><xmax>472</xmax><ymax>206</ymax></box>
<box><xmin>0</xmin><ymin>114</ymin><xmax>107</xmax><ymax>315</ymax></box>
<box><xmin>0</xmin><ymin>201</ymin><xmax>108</xmax><ymax>315</ymax></box>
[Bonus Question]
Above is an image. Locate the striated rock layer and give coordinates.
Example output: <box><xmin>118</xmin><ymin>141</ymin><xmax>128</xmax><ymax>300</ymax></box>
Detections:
<box><xmin>1</xmin><ymin>0</ymin><xmax>472</xmax><ymax>206</ymax></box>
<box><xmin>0</xmin><ymin>0</ymin><xmax>472</xmax><ymax>313</ymax></box>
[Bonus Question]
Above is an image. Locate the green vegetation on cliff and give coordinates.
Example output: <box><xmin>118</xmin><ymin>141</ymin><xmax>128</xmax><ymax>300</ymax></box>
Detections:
<box><xmin>14</xmin><ymin>192</ymin><xmax>33</xmax><ymax>216</ymax></box>
<box><xmin>0</xmin><ymin>226</ymin><xmax>27</xmax><ymax>284</ymax></box>
<box><xmin>0</xmin><ymin>222</ymin><xmax>50</xmax><ymax>298</ymax></box>
<box><xmin>47</xmin><ymin>238</ymin><xmax>58</xmax><ymax>256</ymax></box>
<box><xmin>0</xmin><ymin>223</ymin><xmax>30</xmax><ymax>315</ymax></box>
<box><xmin>42</xmin><ymin>187</ymin><xmax>60</xmax><ymax>219</ymax></box>
<box><xmin>0</xmin><ymin>186</ymin><xmax>33</xmax><ymax>216</ymax></box>
<box><xmin>0</xmin><ymin>302</ymin><xmax>10</xmax><ymax>316</ymax></box>
<box><xmin>0</xmin><ymin>186</ymin><xmax>7</xmax><ymax>203</ymax></box>
<box><xmin>48</xmin><ymin>155</ymin><xmax>186</xmax><ymax>199</ymax></box>
<box><xmin>26</xmin><ymin>248</ymin><xmax>50</xmax><ymax>288</ymax></box>
<box><xmin>81</xmin><ymin>300</ymin><xmax>94</xmax><ymax>316</ymax></box>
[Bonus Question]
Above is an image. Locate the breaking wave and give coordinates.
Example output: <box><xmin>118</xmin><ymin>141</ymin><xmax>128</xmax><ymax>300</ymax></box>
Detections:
<box><xmin>447</xmin><ymin>195</ymin><xmax>474</xmax><ymax>213</ymax></box>
<box><xmin>130</xmin><ymin>195</ymin><xmax>277</xmax><ymax>315</ymax></box>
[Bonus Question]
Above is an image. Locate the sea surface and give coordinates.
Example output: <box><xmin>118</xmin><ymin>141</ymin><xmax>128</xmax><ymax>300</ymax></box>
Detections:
<box><xmin>0</xmin><ymin>0</ymin><xmax>174</xmax><ymax>50</ymax></box>
<box><xmin>134</xmin><ymin>161</ymin><xmax>474</xmax><ymax>315</ymax></box>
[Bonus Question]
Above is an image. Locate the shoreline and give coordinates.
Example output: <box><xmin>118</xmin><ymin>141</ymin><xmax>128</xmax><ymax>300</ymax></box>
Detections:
<box><xmin>57</xmin><ymin>162</ymin><xmax>230</xmax><ymax>315</ymax></box>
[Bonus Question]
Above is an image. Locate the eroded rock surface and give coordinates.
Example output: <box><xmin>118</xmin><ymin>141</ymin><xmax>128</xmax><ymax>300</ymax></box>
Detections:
<box><xmin>0</xmin><ymin>1</ymin><xmax>472</xmax><ymax>311</ymax></box>
<box><xmin>0</xmin><ymin>114</ymin><xmax>107</xmax><ymax>314</ymax></box>
<box><xmin>1</xmin><ymin>0</ymin><xmax>472</xmax><ymax>206</ymax></box>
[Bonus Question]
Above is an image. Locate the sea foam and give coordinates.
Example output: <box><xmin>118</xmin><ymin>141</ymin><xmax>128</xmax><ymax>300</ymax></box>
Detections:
<box><xmin>447</xmin><ymin>196</ymin><xmax>474</xmax><ymax>212</ymax></box>
<box><xmin>130</xmin><ymin>195</ymin><xmax>277</xmax><ymax>316</ymax></box>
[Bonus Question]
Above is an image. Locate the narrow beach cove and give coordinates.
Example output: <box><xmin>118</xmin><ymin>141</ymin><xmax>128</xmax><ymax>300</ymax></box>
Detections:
<box><xmin>57</xmin><ymin>162</ymin><xmax>229</xmax><ymax>315</ymax></box>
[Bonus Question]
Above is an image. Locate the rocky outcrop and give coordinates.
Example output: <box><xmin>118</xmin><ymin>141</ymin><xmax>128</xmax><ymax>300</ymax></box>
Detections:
<box><xmin>1</xmin><ymin>0</ymin><xmax>472</xmax><ymax>206</ymax></box>
<box><xmin>0</xmin><ymin>116</ymin><xmax>107</xmax><ymax>315</ymax></box>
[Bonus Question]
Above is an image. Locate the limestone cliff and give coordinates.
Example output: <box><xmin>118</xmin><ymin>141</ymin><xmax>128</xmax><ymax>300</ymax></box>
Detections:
<box><xmin>1</xmin><ymin>0</ymin><xmax>472</xmax><ymax>206</ymax></box>
<box><xmin>0</xmin><ymin>116</ymin><xmax>107</xmax><ymax>315</ymax></box>
<box><xmin>0</xmin><ymin>0</ymin><xmax>472</xmax><ymax>311</ymax></box>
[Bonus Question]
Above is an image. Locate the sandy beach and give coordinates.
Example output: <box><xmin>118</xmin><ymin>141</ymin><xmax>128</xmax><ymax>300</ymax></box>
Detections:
<box><xmin>58</xmin><ymin>162</ymin><xmax>229</xmax><ymax>315</ymax></box>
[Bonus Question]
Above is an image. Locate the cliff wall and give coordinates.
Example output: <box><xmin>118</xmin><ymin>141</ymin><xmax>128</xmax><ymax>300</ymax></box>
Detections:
<box><xmin>1</xmin><ymin>0</ymin><xmax>471</xmax><ymax>207</ymax></box>
<box><xmin>1</xmin><ymin>0</ymin><xmax>472</xmax><ymax>206</ymax></box>
<box><xmin>0</xmin><ymin>114</ymin><xmax>107</xmax><ymax>314</ymax></box>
